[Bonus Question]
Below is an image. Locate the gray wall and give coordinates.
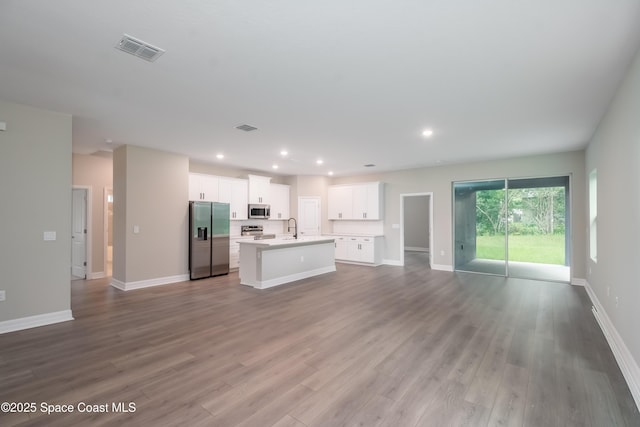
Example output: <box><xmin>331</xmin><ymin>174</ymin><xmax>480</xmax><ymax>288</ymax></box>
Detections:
<box><xmin>331</xmin><ymin>150</ymin><xmax>586</xmax><ymax>275</ymax></box>
<box><xmin>0</xmin><ymin>100</ymin><xmax>72</xmax><ymax>322</ymax></box>
<box><xmin>586</xmin><ymin>47</ymin><xmax>640</xmax><ymax>371</ymax></box>
<box><xmin>404</xmin><ymin>195</ymin><xmax>430</xmax><ymax>250</ymax></box>
<box><xmin>113</xmin><ymin>145</ymin><xmax>189</xmax><ymax>283</ymax></box>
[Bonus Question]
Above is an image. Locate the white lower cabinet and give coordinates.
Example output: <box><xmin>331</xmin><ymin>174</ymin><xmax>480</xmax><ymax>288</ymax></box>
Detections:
<box><xmin>331</xmin><ymin>235</ymin><xmax>382</xmax><ymax>265</ymax></box>
<box><xmin>230</xmin><ymin>237</ymin><xmax>254</xmax><ymax>269</ymax></box>
<box><xmin>334</xmin><ymin>237</ymin><xmax>348</xmax><ymax>260</ymax></box>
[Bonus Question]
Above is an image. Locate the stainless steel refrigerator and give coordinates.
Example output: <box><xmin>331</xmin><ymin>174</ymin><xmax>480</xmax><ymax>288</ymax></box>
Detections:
<box><xmin>189</xmin><ymin>201</ymin><xmax>230</xmax><ymax>279</ymax></box>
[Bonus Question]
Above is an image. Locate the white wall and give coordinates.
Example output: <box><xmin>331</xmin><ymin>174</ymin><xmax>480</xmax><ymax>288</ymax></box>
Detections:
<box><xmin>0</xmin><ymin>100</ymin><xmax>72</xmax><ymax>324</ymax></box>
<box><xmin>586</xmin><ymin>46</ymin><xmax>640</xmax><ymax>387</ymax></box>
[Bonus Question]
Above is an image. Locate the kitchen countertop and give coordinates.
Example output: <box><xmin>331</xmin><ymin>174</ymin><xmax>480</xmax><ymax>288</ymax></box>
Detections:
<box><xmin>322</xmin><ymin>233</ymin><xmax>384</xmax><ymax>237</ymax></box>
<box><xmin>238</xmin><ymin>236</ymin><xmax>335</xmax><ymax>248</ymax></box>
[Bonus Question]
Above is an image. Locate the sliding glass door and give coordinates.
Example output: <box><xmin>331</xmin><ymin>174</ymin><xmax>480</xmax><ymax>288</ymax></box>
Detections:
<box><xmin>453</xmin><ymin>176</ymin><xmax>570</xmax><ymax>282</ymax></box>
<box><xmin>506</xmin><ymin>177</ymin><xmax>570</xmax><ymax>282</ymax></box>
<box><xmin>454</xmin><ymin>180</ymin><xmax>507</xmax><ymax>276</ymax></box>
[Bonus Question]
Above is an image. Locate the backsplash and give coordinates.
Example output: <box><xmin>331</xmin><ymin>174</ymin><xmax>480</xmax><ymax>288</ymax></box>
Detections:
<box><xmin>230</xmin><ymin>220</ymin><xmax>288</xmax><ymax>236</ymax></box>
<box><xmin>332</xmin><ymin>220</ymin><xmax>384</xmax><ymax>235</ymax></box>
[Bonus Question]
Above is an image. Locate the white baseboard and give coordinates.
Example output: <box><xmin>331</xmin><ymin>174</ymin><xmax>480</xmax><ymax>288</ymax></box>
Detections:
<box><xmin>248</xmin><ymin>266</ymin><xmax>336</xmax><ymax>289</ymax></box>
<box><xmin>0</xmin><ymin>310</ymin><xmax>74</xmax><ymax>334</ymax></box>
<box><xmin>584</xmin><ymin>281</ymin><xmax>640</xmax><ymax>411</ymax></box>
<box><xmin>405</xmin><ymin>247</ymin><xmax>429</xmax><ymax>253</ymax></box>
<box><xmin>111</xmin><ymin>274</ymin><xmax>190</xmax><ymax>291</ymax></box>
<box><xmin>570</xmin><ymin>277</ymin><xmax>586</xmax><ymax>286</ymax></box>
<box><xmin>87</xmin><ymin>271</ymin><xmax>106</xmax><ymax>280</ymax></box>
<box><xmin>383</xmin><ymin>259</ymin><xmax>403</xmax><ymax>266</ymax></box>
<box><xmin>336</xmin><ymin>260</ymin><xmax>382</xmax><ymax>267</ymax></box>
<box><xmin>431</xmin><ymin>264</ymin><xmax>454</xmax><ymax>272</ymax></box>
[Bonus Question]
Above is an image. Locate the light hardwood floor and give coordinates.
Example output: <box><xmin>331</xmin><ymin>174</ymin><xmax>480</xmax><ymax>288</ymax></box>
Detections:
<box><xmin>1</xmin><ymin>253</ymin><xmax>638</xmax><ymax>426</ymax></box>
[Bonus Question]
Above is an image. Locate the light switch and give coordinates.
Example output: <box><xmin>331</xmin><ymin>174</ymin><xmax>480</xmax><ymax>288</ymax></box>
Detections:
<box><xmin>133</xmin><ymin>225</ymin><xmax>140</xmax><ymax>234</ymax></box>
<box><xmin>44</xmin><ymin>231</ymin><xmax>56</xmax><ymax>241</ymax></box>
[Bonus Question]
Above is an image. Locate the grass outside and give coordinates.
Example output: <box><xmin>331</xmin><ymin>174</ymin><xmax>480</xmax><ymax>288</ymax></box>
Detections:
<box><xmin>476</xmin><ymin>234</ymin><xmax>565</xmax><ymax>265</ymax></box>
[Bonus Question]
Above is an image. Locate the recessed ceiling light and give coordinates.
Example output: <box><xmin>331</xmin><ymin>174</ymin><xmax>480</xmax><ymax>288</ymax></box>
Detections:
<box><xmin>216</xmin><ymin>153</ymin><xmax>224</xmax><ymax>159</ymax></box>
<box><xmin>328</xmin><ymin>171</ymin><xmax>334</xmax><ymax>176</ymax></box>
<box><xmin>272</xmin><ymin>164</ymin><xmax>279</xmax><ymax>169</ymax></box>
<box><xmin>422</xmin><ymin>129</ymin><xmax>434</xmax><ymax>138</ymax></box>
<box><xmin>280</xmin><ymin>150</ymin><xmax>288</xmax><ymax>157</ymax></box>
<box><xmin>316</xmin><ymin>159</ymin><xmax>324</xmax><ymax>165</ymax></box>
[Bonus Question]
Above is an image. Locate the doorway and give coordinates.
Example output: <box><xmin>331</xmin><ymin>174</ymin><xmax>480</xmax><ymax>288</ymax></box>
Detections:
<box><xmin>105</xmin><ymin>188</ymin><xmax>113</xmax><ymax>277</ymax></box>
<box><xmin>298</xmin><ymin>197</ymin><xmax>321</xmax><ymax>237</ymax></box>
<box><xmin>453</xmin><ymin>176</ymin><xmax>570</xmax><ymax>282</ymax></box>
<box><xmin>400</xmin><ymin>192</ymin><xmax>433</xmax><ymax>267</ymax></box>
<box><xmin>71</xmin><ymin>187</ymin><xmax>88</xmax><ymax>279</ymax></box>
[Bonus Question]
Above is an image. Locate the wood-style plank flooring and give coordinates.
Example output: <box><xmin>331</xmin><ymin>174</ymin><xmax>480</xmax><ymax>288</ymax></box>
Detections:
<box><xmin>1</xmin><ymin>253</ymin><xmax>638</xmax><ymax>426</ymax></box>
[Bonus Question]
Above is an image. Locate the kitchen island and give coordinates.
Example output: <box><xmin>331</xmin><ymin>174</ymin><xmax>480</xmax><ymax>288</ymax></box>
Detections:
<box><xmin>239</xmin><ymin>236</ymin><xmax>336</xmax><ymax>289</ymax></box>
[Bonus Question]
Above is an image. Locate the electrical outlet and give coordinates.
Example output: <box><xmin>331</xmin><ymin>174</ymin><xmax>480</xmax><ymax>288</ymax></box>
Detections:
<box><xmin>440</xmin><ymin>250</ymin><xmax>445</xmax><ymax>256</ymax></box>
<box><xmin>607</xmin><ymin>286</ymin><xmax>610</xmax><ymax>297</ymax></box>
<box><xmin>300</xmin><ymin>256</ymin><xmax>304</xmax><ymax>262</ymax></box>
<box><xmin>615</xmin><ymin>296</ymin><xmax>619</xmax><ymax>307</ymax></box>
<box><xmin>0</xmin><ymin>290</ymin><xmax>5</xmax><ymax>301</ymax></box>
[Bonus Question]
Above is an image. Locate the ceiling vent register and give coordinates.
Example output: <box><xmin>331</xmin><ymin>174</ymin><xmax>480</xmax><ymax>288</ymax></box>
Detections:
<box><xmin>236</xmin><ymin>124</ymin><xmax>258</xmax><ymax>132</ymax></box>
<box><xmin>116</xmin><ymin>34</ymin><xmax>165</xmax><ymax>62</ymax></box>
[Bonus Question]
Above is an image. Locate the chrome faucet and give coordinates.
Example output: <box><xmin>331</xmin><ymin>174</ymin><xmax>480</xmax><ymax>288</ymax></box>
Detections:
<box><xmin>287</xmin><ymin>217</ymin><xmax>297</xmax><ymax>239</ymax></box>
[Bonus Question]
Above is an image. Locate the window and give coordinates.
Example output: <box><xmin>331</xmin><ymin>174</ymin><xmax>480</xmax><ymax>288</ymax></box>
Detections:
<box><xmin>589</xmin><ymin>169</ymin><xmax>597</xmax><ymax>262</ymax></box>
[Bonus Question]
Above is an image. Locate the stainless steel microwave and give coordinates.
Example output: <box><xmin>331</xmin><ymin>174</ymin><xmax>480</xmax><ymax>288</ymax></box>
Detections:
<box><xmin>248</xmin><ymin>204</ymin><xmax>270</xmax><ymax>219</ymax></box>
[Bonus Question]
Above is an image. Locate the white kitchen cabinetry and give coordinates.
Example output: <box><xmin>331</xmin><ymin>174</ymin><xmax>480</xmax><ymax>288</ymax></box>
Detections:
<box><xmin>328</xmin><ymin>185</ymin><xmax>353</xmax><ymax>220</ymax></box>
<box><xmin>219</xmin><ymin>177</ymin><xmax>249</xmax><ymax>220</ymax></box>
<box><xmin>331</xmin><ymin>235</ymin><xmax>383</xmax><ymax>265</ymax></box>
<box><xmin>248</xmin><ymin>175</ymin><xmax>271</xmax><ymax>204</ymax></box>
<box><xmin>269</xmin><ymin>183</ymin><xmax>290</xmax><ymax>220</ymax></box>
<box><xmin>189</xmin><ymin>173</ymin><xmax>219</xmax><ymax>202</ymax></box>
<box><xmin>230</xmin><ymin>236</ymin><xmax>254</xmax><ymax>269</ymax></box>
<box><xmin>334</xmin><ymin>236</ymin><xmax>348</xmax><ymax>260</ymax></box>
<box><xmin>353</xmin><ymin>182</ymin><xmax>383</xmax><ymax>220</ymax></box>
<box><xmin>328</xmin><ymin>182</ymin><xmax>384</xmax><ymax>220</ymax></box>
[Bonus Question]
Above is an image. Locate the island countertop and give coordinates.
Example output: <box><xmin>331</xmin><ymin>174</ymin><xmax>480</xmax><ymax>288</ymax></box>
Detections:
<box><xmin>239</xmin><ymin>237</ymin><xmax>336</xmax><ymax>289</ymax></box>
<box><xmin>238</xmin><ymin>236</ymin><xmax>335</xmax><ymax>248</ymax></box>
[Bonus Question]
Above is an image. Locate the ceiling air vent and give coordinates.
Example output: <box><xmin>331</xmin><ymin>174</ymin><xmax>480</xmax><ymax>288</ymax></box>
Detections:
<box><xmin>116</xmin><ymin>34</ymin><xmax>165</xmax><ymax>62</ymax></box>
<box><xmin>364</xmin><ymin>164</ymin><xmax>376</xmax><ymax>168</ymax></box>
<box><xmin>236</xmin><ymin>124</ymin><xmax>258</xmax><ymax>132</ymax></box>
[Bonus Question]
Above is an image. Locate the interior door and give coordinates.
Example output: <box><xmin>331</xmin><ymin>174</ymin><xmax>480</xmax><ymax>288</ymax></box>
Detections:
<box><xmin>298</xmin><ymin>197</ymin><xmax>321</xmax><ymax>237</ymax></box>
<box><xmin>71</xmin><ymin>188</ymin><xmax>87</xmax><ymax>278</ymax></box>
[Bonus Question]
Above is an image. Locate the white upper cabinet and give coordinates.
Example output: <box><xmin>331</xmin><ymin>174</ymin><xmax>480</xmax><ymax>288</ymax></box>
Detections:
<box><xmin>218</xmin><ymin>177</ymin><xmax>249</xmax><ymax>220</ymax></box>
<box><xmin>248</xmin><ymin>175</ymin><xmax>272</xmax><ymax>204</ymax></box>
<box><xmin>269</xmin><ymin>183</ymin><xmax>290</xmax><ymax>220</ymax></box>
<box><xmin>189</xmin><ymin>173</ymin><xmax>219</xmax><ymax>202</ymax></box>
<box><xmin>328</xmin><ymin>185</ymin><xmax>354</xmax><ymax>220</ymax></box>
<box><xmin>328</xmin><ymin>182</ymin><xmax>384</xmax><ymax>220</ymax></box>
<box><xmin>353</xmin><ymin>182</ymin><xmax>383</xmax><ymax>220</ymax></box>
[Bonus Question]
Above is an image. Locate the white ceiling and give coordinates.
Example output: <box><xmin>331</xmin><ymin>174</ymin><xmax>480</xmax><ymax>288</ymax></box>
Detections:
<box><xmin>1</xmin><ymin>1</ymin><xmax>640</xmax><ymax>176</ymax></box>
